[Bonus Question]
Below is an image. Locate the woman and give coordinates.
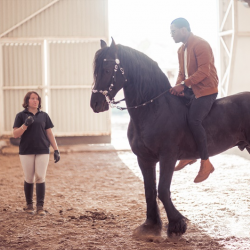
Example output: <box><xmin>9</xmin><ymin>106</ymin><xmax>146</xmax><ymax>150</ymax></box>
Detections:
<box><xmin>13</xmin><ymin>91</ymin><xmax>60</xmax><ymax>216</ymax></box>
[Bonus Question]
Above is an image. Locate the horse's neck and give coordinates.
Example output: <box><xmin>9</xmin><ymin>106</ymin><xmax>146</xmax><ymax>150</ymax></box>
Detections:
<box><xmin>123</xmin><ymin>84</ymin><xmax>185</xmax><ymax>123</ymax></box>
<box><xmin>118</xmin><ymin>46</ymin><xmax>172</xmax><ymax>107</ymax></box>
<box><xmin>117</xmin><ymin>46</ymin><xmax>183</xmax><ymax>122</ymax></box>
<box><xmin>121</xmin><ymin>69</ymin><xmax>172</xmax><ymax>108</ymax></box>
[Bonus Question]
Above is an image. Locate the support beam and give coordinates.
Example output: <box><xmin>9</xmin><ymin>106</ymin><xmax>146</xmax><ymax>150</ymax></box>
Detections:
<box><xmin>0</xmin><ymin>44</ymin><xmax>4</xmax><ymax>136</ymax></box>
<box><xmin>219</xmin><ymin>30</ymin><xmax>233</xmax><ymax>36</ymax></box>
<box><xmin>0</xmin><ymin>0</ymin><xmax>60</xmax><ymax>38</ymax></box>
<box><xmin>218</xmin><ymin>0</ymin><xmax>234</xmax><ymax>97</ymax></box>
<box><xmin>218</xmin><ymin>0</ymin><xmax>250</xmax><ymax>97</ymax></box>
<box><xmin>220</xmin><ymin>0</ymin><xmax>233</xmax><ymax>31</ymax></box>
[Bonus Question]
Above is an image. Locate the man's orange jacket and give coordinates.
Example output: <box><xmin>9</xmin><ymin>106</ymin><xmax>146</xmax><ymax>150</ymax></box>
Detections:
<box><xmin>176</xmin><ymin>33</ymin><xmax>219</xmax><ymax>98</ymax></box>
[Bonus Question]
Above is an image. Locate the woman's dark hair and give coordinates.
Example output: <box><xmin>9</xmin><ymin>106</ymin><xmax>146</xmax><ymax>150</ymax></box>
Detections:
<box><xmin>171</xmin><ymin>18</ymin><xmax>191</xmax><ymax>32</ymax></box>
<box><xmin>22</xmin><ymin>91</ymin><xmax>42</xmax><ymax>109</ymax></box>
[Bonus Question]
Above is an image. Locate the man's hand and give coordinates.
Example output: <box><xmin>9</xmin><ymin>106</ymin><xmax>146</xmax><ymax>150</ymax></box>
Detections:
<box><xmin>24</xmin><ymin>116</ymin><xmax>34</xmax><ymax>126</ymax></box>
<box><xmin>54</xmin><ymin>150</ymin><xmax>60</xmax><ymax>163</ymax></box>
<box><xmin>169</xmin><ymin>84</ymin><xmax>185</xmax><ymax>96</ymax></box>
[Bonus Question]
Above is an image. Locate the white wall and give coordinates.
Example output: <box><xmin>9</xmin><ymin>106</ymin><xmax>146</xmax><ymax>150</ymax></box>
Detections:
<box><xmin>0</xmin><ymin>0</ymin><xmax>110</xmax><ymax>138</ymax></box>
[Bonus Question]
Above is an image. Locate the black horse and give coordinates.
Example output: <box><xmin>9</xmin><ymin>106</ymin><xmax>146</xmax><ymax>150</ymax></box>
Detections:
<box><xmin>90</xmin><ymin>38</ymin><xmax>250</xmax><ymax>237</ymax></box>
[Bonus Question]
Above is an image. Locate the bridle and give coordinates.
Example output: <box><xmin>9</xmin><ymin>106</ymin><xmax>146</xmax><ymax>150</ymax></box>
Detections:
<box><xmin>92</xmin><ymin>56</ymin><xmax>127</xmax><ymax>108</ymax></box>
<box><xmin>92</xmin><ymin>55</ymin><xmax>170</xmax><ymax>110</ymax></box>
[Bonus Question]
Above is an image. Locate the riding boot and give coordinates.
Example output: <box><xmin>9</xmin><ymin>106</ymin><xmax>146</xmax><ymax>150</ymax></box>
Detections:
<box><xmin>194</xmin><ymin>159</ymin><xmax>214</xmax><ymax>183</ymax></box>
<box><xmin>36</xmin><ymin>182</ymin><xmax>46</xmax><ymax>216</ymax></box>
<box><xmin>174</xmin><ymin>159</ymin><xmax>197</xmax><ymax>171</ymax></box>
<box><xmin>23</xmin><ymin>181</ymin><xmax>34</xmax><ymax>214</ymax></box>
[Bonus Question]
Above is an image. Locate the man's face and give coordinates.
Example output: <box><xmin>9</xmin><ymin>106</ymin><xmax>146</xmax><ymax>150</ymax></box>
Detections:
<box><xmin>170</xmin><ymin>24</ymin><xmax>184</xmax><ymax>43</ymax></box>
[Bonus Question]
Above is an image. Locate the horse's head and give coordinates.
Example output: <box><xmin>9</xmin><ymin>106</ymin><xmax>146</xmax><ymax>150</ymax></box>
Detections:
<box><xmin>90</xmin><ymin>38</ymin><xmax>127</xmax><ymax>113</ymax></box>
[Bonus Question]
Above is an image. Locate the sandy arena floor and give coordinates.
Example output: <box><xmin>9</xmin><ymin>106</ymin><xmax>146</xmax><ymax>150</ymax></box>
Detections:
<box><xmin>0</xmin><ymin>149</ymin><xmax>250</xmax><ymax>250</ymax></box>
<box><xmin>1</xmin><ymin>112</ymin><xmax>250</xmax><ymax>249</ymax></box>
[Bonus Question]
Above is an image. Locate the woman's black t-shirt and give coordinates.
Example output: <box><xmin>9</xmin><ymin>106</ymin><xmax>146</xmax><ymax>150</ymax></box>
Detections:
<box><xmin>13</xmin><ymin>109</ymin><xmax>54</xmax><ymax>155</ymax></box>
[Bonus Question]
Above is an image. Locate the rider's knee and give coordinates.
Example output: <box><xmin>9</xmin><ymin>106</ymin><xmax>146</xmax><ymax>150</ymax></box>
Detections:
<box><xmin>187</xmin><ymin>117</ymin><xmax>201</xmax><ymax>127</ymax></box>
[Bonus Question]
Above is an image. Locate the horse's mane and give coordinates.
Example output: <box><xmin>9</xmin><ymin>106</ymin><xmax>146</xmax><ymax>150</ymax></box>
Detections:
<box><xmin>117</xmin><ymin>45</ymin><xmax>171</xmax><ymax>102</ymax></box>
<box><xmin>93</xmin><ymin>47</ymin><xmax>110</xmax><ymax>86</ymax></box>
<box><xmin>93</xmin><ymin>44</ymin><xmax>172</xmax><ymax>104</ymax></box>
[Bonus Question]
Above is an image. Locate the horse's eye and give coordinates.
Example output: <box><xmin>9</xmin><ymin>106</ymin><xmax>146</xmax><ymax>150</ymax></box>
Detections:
<box><xmin>105</xmin><ymin>70</ymin><xmax>110</xmax><ymax>74</ymax></box>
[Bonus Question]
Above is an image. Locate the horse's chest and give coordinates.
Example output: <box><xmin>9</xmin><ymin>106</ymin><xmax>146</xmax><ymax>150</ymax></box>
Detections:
<box><xmin>128</xmin><ymin>125</ymin><xmax>164</xmax><ymax>154</ymax></box>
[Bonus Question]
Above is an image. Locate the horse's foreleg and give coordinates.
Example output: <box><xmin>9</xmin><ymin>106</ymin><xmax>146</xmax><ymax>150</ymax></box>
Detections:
<box><xmin>133</xmin><ymin>157</ymin><xmax>162</xmax><ymax>239</ymax></box>
<box><xmin>158</xmin><ymin>154</ymin><xmax>187</xmax><ymax>237</ymax></box>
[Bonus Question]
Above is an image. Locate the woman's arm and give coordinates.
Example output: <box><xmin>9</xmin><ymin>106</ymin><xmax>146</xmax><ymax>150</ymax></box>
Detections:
<box><xmin>46</xmin><ymin>128</ymin><xmax>58</xmax><ymax>150</ymax></box>
<box><xmin>13</xmin><ymin>125</ymin><xmax>28</xmax><ymax>138</ymax></box>
<box><xmin>13</xmin><ymin>116</ymin><xmax>34</xmax><ymax>138</ymax></box>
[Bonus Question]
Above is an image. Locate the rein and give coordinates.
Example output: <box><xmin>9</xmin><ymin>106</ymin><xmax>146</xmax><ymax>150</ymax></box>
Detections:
<box><xmin>114</xmin><ymin>89</ymin><xmax>170</xmax><ymax>110</ymax></box>
<box><xmin>92</xmin><ymin>55</ymin><xmax>170</xmax><ymax>111</ymax></box>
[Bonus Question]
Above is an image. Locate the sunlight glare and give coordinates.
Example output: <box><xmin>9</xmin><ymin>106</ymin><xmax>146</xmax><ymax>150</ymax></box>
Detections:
<box><xmin>109</xmin><ymin>0</ymin><xmax>218</xmax><ymax>76</ymax></box>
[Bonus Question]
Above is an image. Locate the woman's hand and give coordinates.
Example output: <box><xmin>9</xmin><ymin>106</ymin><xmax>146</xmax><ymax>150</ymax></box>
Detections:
<box><xmin>54</xmin><ymin>150</ymin><xmax>60</xmax><ymax>163</ymax></box>
<box><xmin>24</xmin><ymin>116</ymin><xmax>34</xmax><ymax>126</ymax></box>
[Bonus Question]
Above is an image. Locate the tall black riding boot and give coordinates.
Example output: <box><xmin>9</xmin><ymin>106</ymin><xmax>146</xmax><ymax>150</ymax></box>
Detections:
<box><xmin>36</xmin><ymin>182</ymin><xmax>45</xmax><ymax>207</ymax></box>
<box><xmin>36</xmin><ymin>182</ymin><xmax>46</xmax><ymax>216</ymax></box>
<box><xmin>24</xmin><ymin>181</ymin><xmax>34</xmax><ymax>214</ymax></box>
<box><xmin>24</xmin><ymin>181</ymin><xmax>34</xmax><ymax>205</ymax></box>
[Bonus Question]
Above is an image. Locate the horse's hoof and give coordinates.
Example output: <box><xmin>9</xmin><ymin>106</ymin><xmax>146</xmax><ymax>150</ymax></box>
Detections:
<box><xmin>133</xmin><ymin>220</ymin><xmax>162</xmax><ymax>242</ymax></box>
<box><xmin>167</xmin><ymin>217</ymin><xmax>187</xmax><ymax>237</ymax></box>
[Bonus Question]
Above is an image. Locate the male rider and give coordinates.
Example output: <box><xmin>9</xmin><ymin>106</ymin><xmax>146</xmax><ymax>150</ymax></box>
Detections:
<box><xmin>169</xmin><ymin>18</ymin><xmax>218</xmax><ymax>183</ymax></box>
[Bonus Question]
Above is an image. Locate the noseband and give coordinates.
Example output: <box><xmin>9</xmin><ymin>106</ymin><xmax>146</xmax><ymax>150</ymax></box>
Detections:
<box><xmin>92</xmin><ymin>56</ymin><xmax>127</xmax><ymax>108</ymax></box>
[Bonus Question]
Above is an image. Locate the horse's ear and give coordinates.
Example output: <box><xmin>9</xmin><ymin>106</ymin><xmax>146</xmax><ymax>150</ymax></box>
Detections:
<box><xmin>100</xmin><ymin>40</ymin><xmax>107</xmax><ymax>49</ymax></box>
<box><xmin>110</xmin><ymin>37</ymin><xmax>117</xmax><ymax>55</ymax></box>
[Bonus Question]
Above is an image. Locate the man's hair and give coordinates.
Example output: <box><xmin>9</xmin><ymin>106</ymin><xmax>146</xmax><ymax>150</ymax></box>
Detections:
<box><xmin>171</xmin><ymin>18</ymin><xmax>191</xmax><ymax>32</ymax></box>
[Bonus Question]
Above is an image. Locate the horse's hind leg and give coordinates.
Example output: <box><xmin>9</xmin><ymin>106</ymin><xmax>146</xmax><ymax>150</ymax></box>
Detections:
<box><xmin>158</xmin><ymin>153</ymin><xmax>187</xmax><ymax>237</ymax></box>
<box><xmin>133</xmin><ymin>157</ymin><xmax>162</xmax><ymax>239</ymax></box>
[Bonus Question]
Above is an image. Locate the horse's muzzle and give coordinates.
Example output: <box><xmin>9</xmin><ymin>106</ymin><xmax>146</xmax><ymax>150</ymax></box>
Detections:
<box><xmin>90</xmin><ymin>93</ymin><xmax>109</xmax><ymax>113</ymax></box>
